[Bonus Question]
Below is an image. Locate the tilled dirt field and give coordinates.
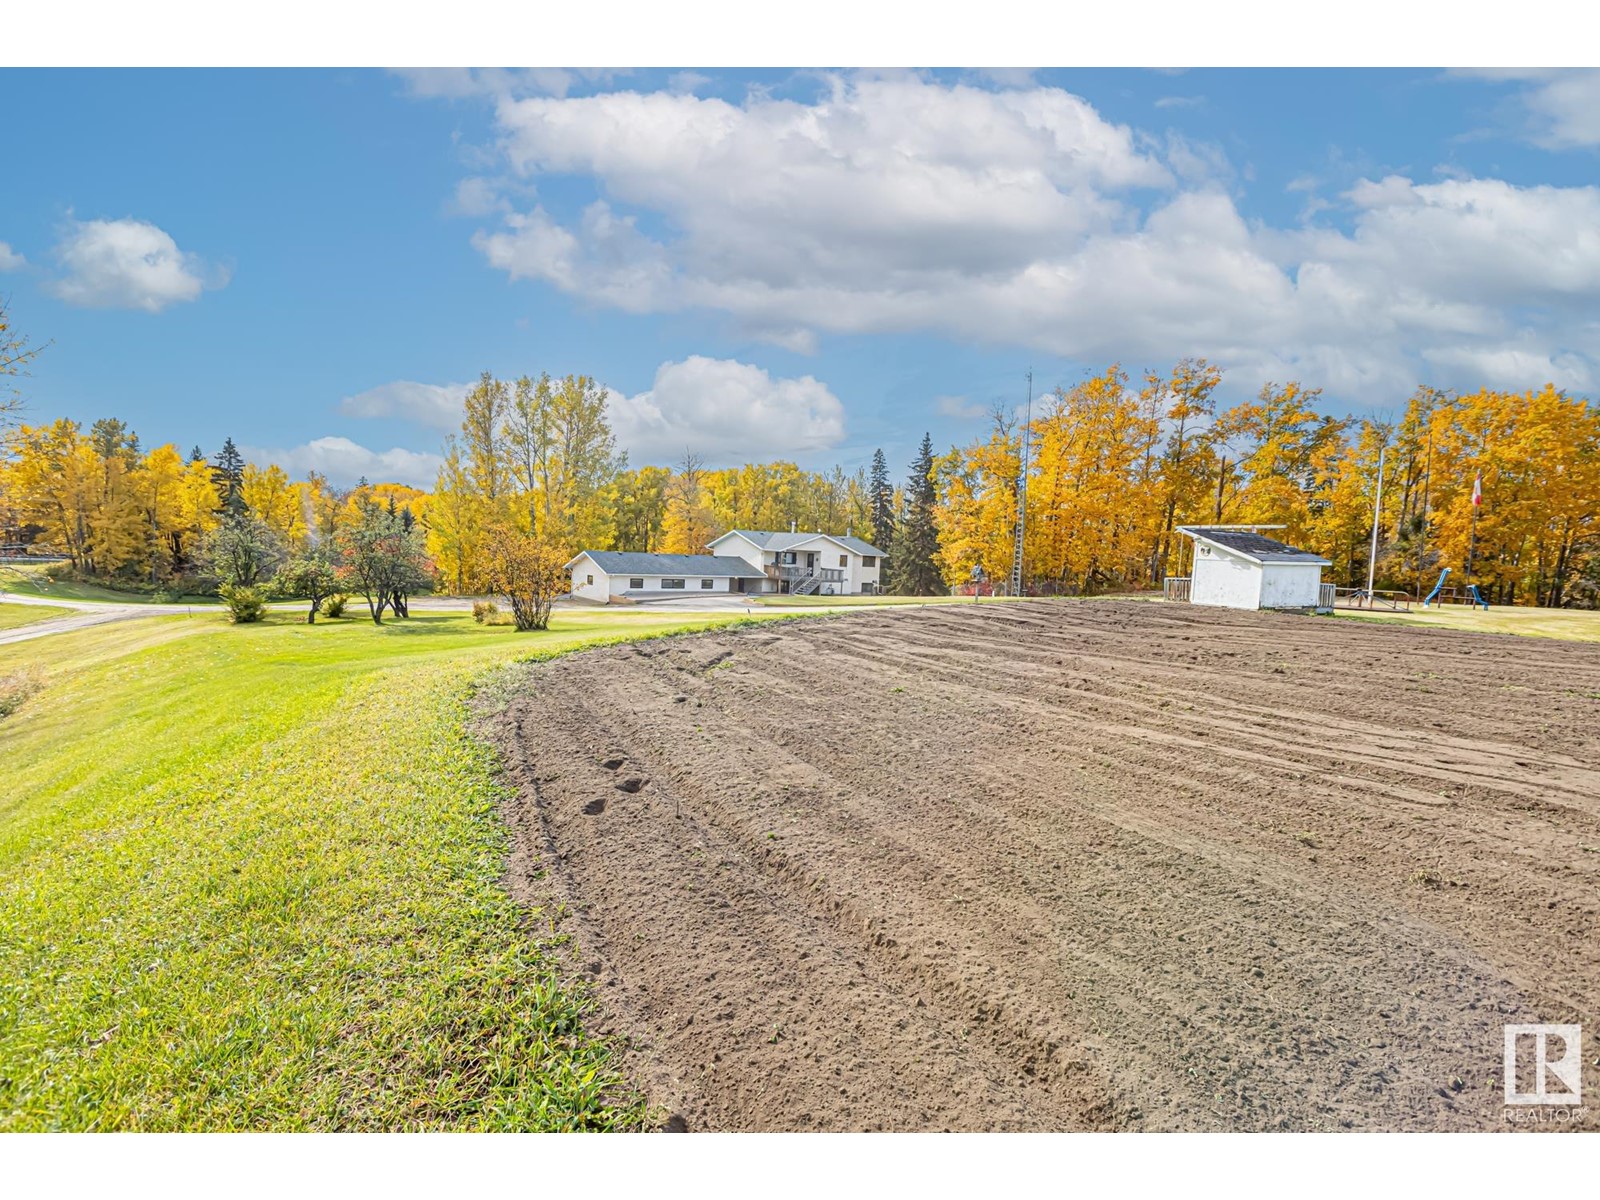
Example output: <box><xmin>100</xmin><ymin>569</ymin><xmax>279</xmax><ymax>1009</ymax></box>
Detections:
<box><xmin>487</xmin><ymin>601</ymin><xmax>1600</xmax><ymax>1131</ymax></box>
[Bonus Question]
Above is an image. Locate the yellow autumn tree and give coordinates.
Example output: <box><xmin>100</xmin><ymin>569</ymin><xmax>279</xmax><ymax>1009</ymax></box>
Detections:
<box><xmin>1212</xmin><ymin>381</ymin><xmax>1346</xmax><ymax>545</ymax></box>
<box><xmin>1025</xmin><ymin>366</ymin><xmax>1162</xmax><ymax>593</ymax></box>
<box><xmin>933</xmin><ymin>408</ymin><xmax>1021</xmax><ymax>589</ymax></box>
<box><xmin>241</xmin><ymin>463</ymin><xmax>307</xmax><ymax>551</ymax></box>
<box><xmin>660</xmin><ymin>453</ymin><xmax>718</xmax><ymax>554</ymax></box>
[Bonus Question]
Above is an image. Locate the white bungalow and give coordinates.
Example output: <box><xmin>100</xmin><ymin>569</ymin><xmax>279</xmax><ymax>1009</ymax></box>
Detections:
<box><xmin>566</xmin><ymin>551</ymin><xmax>768</xmax><ymax>603</ymax></box>
<box><xmin>1168</xmin><ymin>526</ymin><xmax>1333</xmax><ymax>612</ymax></box>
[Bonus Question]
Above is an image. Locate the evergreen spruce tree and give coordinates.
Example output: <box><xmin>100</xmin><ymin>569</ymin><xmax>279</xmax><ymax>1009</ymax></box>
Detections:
<box><xmin>211</xmin><ymin>437</ymin><xmax>247</xmax><ymax>515</ymax></box>
<box><xmin>868</xmin><ymin>447</ymin><xmax>895</xmax><ymax>554</ymax></box>
<box><xmin>189</xmin><ymin>445</ymin><xmax>206</xmax><ymax>464</ymax></box>
<box><xmin>888</xmin><ymin>433</ymin><xmax>944</xmax><ymax>595</ymax></box>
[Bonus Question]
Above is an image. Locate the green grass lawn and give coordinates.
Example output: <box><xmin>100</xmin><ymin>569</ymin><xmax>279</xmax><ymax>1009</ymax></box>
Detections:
<box><xmin>0</xmin><ymin>602</ymin><xmax>75</xmax><ymax>631</ymax></box>
<box><xmin>1334</xmin><ymin>603</ymin><xmax>1600</xmax><ymax>643</ymax></box>
<box><xmin>0</xmin><ymin>564</ymin><xmax>217</xmax><ymax>605</ymax></box>
<box><xmin>0</xmin><ymin>606</ymin><xmax>793</xmax><ymax>1130</ymax></box>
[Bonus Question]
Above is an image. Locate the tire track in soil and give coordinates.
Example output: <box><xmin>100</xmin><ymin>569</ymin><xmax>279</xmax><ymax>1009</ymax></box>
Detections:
<box><xmin>486</xmin><ymin>601</ymin><xmax>1600</xmax><ymax>1130</ymax></box>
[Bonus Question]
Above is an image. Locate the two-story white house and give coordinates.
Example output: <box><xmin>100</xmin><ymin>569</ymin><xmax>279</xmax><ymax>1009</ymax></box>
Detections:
<box><xmin>708</xmin><ymin>529</ymin><xmax>886</xmax><ymax>595</ymax></box>
<box><xmin>565</xmin><ymin>528</ymin><xmax>888</xmax><ymax>602</ymax></box>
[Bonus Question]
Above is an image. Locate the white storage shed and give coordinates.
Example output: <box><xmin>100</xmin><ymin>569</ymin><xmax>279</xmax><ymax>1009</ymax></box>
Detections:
<box><xmin>1171</xmin><ymin>527</ymin><xmax>1332</xmax><ymax>611</ymax></box>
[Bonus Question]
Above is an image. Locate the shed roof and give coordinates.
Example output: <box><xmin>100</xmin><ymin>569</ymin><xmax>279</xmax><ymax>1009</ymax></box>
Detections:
<box><xmin>714</xmin><ymin>529</ymin><xmax>887</xmax><ymax>557</ymax></box>
<box><xmin>1178</xmin><ymin>526</ymin><xmax>1331</xmax><ymax>567</ymax></box>
<box><xmin>566</xmin><ymin>550</ymin><xmax>768</xmax><ymax>578</ymax></box>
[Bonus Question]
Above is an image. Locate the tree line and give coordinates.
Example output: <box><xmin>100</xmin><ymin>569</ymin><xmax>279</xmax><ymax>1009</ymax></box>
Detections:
<box><xmin>0</xmin><ymin>421</ymin><xmax>431</xmax><ymax>624</ymax></box>
<box><xmin>4</xmin><ymin>360</ymin><xmax>1596</xmax><ymax>611</ymax></box>
<box><xmin>933</xmin><ymin>363</ymin><xmax>1599</xmax><ymax>607</ymax></box>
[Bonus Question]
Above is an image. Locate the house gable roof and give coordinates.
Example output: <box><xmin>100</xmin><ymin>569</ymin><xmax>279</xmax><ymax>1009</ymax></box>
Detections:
<box><xmin>710</xmin><ymin>528</ymin><xmax>887</xmax><ymax>557</ymax></box>
<box><xmin>1178</xmin><ymin>526</ymin><xmax>1331</xmax><ymax>567</ymax></box>
<box><xmin>566</xmin><ymin>551</ymin><xmax>768</xmax><ymax>578</ymax></box>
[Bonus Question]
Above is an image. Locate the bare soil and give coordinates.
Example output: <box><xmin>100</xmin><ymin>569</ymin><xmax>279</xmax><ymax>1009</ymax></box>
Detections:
<box><xmin>486</xmin><ymin>600</ymin><xmax>1600</xmax><ymax>1131</ymax></box>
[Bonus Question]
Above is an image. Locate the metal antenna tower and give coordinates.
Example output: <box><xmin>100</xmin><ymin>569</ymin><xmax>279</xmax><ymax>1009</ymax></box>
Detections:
<box><xmin>1010</xmin><ymin>370</ymin><xmax>1034</xmax><ymax>597</ymax></box>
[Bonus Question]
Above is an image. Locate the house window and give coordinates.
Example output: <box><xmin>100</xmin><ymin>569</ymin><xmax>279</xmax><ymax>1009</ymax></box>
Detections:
<box><xmin>863</xmin><ymin>555</ymin><xmax>876</xmax><ymax>567</ymax></box>
<box><xmin>700</xmin><ymin>578</ymin><xmax>715</xmax><ymax>589</ymax></box>
<box><xmin>839</xmin><ymin>554</ymin><xmax>848</xmax><ymax>567</ymax></box>
<box><xmin>629</xmin><ymin>577</ymin><xmax>644</xmax><ymax>588</ymax></box>
<box><xmin>586</xmin><ymin>574</ymin><xmax>594</xmax><ymax>585</ymax></box>
<box><xmin>662</xmin><ymin>578</ymin><xmax>686</xmax><ymax>589</ymax></box>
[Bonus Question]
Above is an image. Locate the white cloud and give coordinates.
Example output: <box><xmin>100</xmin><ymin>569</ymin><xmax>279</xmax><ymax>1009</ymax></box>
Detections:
<box><xmin>0</xmin><ymin>242</ymin><xmax>24</xmax><ymax>271</ymax></box>
<box><xmin>1163</xmin><ymin>132</ymin><xmax>1233</xmax><ymax>185</ymax></box>
<box><xmin>970</xmin><ymin>69</ymin><xmax>1038</xmax><ymax>89</ymax></box>
<box><xmin>1461</xmin><ymin>68</ymin><xmax>1600</xmax><ymax>149</ymax></box>
<box><xmin>242</xmin><ymin>436</ymin><xmax>444</xmax><ymax>489</ymax></box>
<box><xmin>395</xmin><ymin>68</ymin><xmax>625</xmax><ymax>102</ymax></box>
<box><xmin>339</xmin><ymin>380</ymin><xmax>472</xmax><ymax>430</ymax></box>
<box><xmin>47</xmin><ymin>217</ymin><xmax>223</xmax><ymax>313</ymax></box>
<box><xmin>667</xmin><ymin>71</ymin><xmax>711</xmax><ymax>96</ymax></box>
<box><xmin>936</xmin><ymin>395</ymin><xmax>987</xmax><ymax>420</ymax></box>
<box><xmin>1318</xmin><ymin>176</ymin><xmax>1600</xmax><ymax>303</ymax></box>
<box><xmin>473</xmin><ymin>75</ymin><xmax>1168</xmax><ymax>326</ymax></box>
<box><xmin>449</xmin><ymin>177</ymin><xmax>510</xmax><ymax>217</ymax></box>
<box><xmin>336</xmin><ymin>357</ymin><xmax>846</xmax><ymax>469</ymax></box>
<box><xmin>1519</xmin><ymin>70</ymin><xmax>1600</xmax><ymax>148</ymax></box>
<box><xmin>1154</xmin><ymin>95</ymin><xmax>1205</xmax><ymax>109</ymax></box>
<box><xmin>451</xmin><ymin>74</ymin><xmax>1600</xmax><ymax>400</ymax></box>
<box><xmin>606</xmin><ymin>356</ymin><xmax>846</xmax><ymax>466</ymax></box>
<box><xmin>1421</xmin><ymin>343</ymin><xmax>1593</xmax><ymax>393</ymax></box>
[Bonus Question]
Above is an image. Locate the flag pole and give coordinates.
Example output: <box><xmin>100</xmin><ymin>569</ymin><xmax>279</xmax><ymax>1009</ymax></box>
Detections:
<box><xmin>1466</xmin><ymin>471</ymin><xmax>1481</xmax><ymax>586</ymax></box>
<box><xmin>1415</xmin><ymin>428</ymin><xmax>1432</xmax><ymax>598</ymax></box>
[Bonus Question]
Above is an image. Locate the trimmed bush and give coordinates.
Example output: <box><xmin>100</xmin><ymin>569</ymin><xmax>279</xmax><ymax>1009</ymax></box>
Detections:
<box><xmin>321</xmin><ymin>592</ymin><xmax>350</xmax><ymax>619</ymax></box>
<box><xmin>472</xmin><ymin>600</ymin><xmax>499</xmax><ymax>624</ymax></box>
<box><xmin>219</xmin><ymin>583</ymin><xmax>267</xmax><ymax>624</ymax></box>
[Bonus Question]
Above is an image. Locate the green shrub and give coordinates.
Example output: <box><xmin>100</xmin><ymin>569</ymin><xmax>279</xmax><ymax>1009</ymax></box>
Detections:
<box><xmin>321</xmin><ymin>592</ymin><xmax>350</xmax><ymax>619</ymax></box>
<box><xmin>219</xmin><ymin>583</ymin><xmax>267</xmax><ymax>624</ymax></box>
<box><xmin>472</xmin><ymin>600</ymin><xmax>499</xmax><ymax>624</ymax></box>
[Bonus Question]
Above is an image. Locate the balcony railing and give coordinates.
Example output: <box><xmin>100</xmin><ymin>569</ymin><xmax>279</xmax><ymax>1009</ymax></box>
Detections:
<box><xmin>771</xmin><ymin>565</ymin><xmax>845</xmax><ymax>582</ymax></box>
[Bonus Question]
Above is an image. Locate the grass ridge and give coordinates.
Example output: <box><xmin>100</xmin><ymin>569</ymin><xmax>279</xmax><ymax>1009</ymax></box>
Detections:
<box><xmin>0</xmin><ymin>609</ymin><xmax>799</xmax><ymax>1130</ymax></box>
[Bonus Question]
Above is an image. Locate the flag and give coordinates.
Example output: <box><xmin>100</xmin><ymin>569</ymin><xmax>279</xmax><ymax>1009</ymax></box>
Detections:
<box><xmin>1471</xmin><ymin>473</ymin><xmax>1482</xmax><ymax>507</ymax></box>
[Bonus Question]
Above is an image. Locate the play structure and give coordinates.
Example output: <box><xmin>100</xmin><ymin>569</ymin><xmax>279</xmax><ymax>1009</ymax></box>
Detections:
<box><xmin>1421</xmin><ymin>567</ymin><xmax>1489</xmax><ymax>611</ymax></box>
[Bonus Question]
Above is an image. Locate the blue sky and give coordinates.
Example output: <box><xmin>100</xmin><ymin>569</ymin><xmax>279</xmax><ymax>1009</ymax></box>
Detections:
<box><xmin>2</xmin><ymin>67</ymin><xmax>1597</xmax><ymax>485</ymax></box>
